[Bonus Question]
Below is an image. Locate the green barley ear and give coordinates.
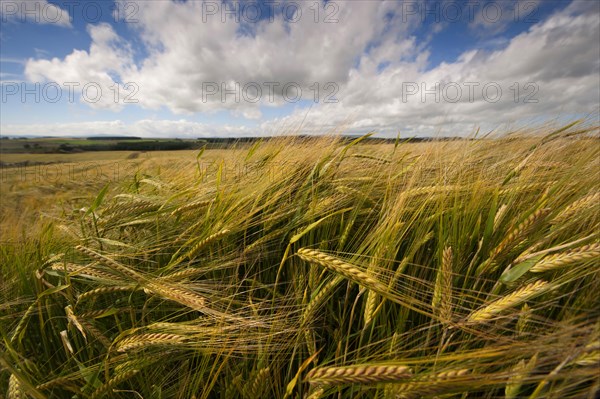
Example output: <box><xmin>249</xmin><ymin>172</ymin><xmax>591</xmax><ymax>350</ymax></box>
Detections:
<box><xmin>482</xmin><ymin>208</ymin><xmax>551</xmax><ymax>273</ymax></box>
<box><xmin>245</xmin><ymin>367</ymin><xmax>270</xmax><ymax>399</ymax></box>
<box><xmin>516</xmin><ymin>303</ymin><xmax>532</xmax><ymax>335</ymax></box>
<box><xmin>505</xmin><ymin>354</ymin><xmax>538</xmax><ymax>399</ymax></box>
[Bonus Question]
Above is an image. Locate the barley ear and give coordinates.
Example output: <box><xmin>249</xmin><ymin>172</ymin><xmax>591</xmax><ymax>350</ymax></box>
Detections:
<box><xmin>432</xmin><ymin>246</ymin><xmax>453</xmax><ymax>324</ymax></box>
<box><xmin>467</xmin><ymin>280</ymin><xmax>549</xmax><ymax>323</ymax></box>
<box><xmin>7</xmin><ymin>374</ymin><xmax>24</xmax><ymax>399</ymax></box>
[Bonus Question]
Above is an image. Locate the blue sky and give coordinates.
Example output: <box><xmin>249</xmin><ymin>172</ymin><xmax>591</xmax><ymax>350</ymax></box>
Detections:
<box><xmin>1</xmin><ymin>0</ymin><xmax>598</xmax><ymax>137</ymax></box>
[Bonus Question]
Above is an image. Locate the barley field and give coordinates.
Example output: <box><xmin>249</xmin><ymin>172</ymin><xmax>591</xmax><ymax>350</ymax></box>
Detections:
<box><xmin>1</xmin><ymin>123</ymin><xmax>599</xmax><ymax>398</ymax></box>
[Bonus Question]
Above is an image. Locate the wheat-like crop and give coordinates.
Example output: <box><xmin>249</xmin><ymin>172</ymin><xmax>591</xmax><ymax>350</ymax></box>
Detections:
<box><xmin>171</xmin><ymin>199</ymin><xmax>213</xmax><ymax>216</ymax></box>
<box><xmin>297</xmin><ymin>249</ymin><xmax>387</xmax><ymax>293</ymax></box>
<box><xmin>552</xmin><ymin>192</ymin><xmax>599</xmax><ymax>223</ymax></box>
<box><xmin>77</xmin><ymin>286</ymin><xmax>138</xmax><ymax>302</ymax></box>
<box><xmin>305</xmin><ymin>364</ymin><xmax>412</xmax><ymax>385</ymax></box>
<box><xmin>7</xmin><ymin>374</ymin><xmax>24</xmax><ymax>399</ymax></box>
<box><xmin>392</xmin><ymin>369</ymin><xmax>470</xmax><ymax>399</ymax></box>
<box><xmin>245</xmin><ymin>367</ymin><xmax>270</xmax><ymax>398</ymax></box>
<box><xmin>302</xmin><ymin>275</ymin><xmax>344</xmax><ymax>326</ymax></box>
<box><xmin>490</xmin><ymin>208</ymin><xmax>550</xmax><ymax>259</ymax></box>
<box><xmin>529</xmin><ymin>243</ymin><xmax>600</xmax><ymax>273</ymax></box>
<box><xmin>3</xmin><ymin>128</ymin><xmax>599</xmax><ymax>398</ymax></box>
<box><xmin>90</xmin><ymin>370</ymin><xmax>140</xmax><ymax>399</ymax></box>
<box><xmin>171</xmin><ymin>228</ymin><xmax>231</xmax><ymax>266</ymax></box>
<box><xmin>432</xmin><ymin>246</ymin><xmax>453</xmax><ymax>323</ymax></box>
<box><xmin>116</xmin><ymin>333</ymin><xmax>187</xmax><ymax>352</ymax></box>
<box><xmin>144</xmin><ymin>282</ymin><xmax>208</xmax><ymax>311</ymax></box>
<box><xmin>467</xmin><ymin>280</ymin><xmax>550</xmax><ymax>323</ymax></box>
<box><xmin>76</xmin><ymin>245</ymin><xmax>143</xmax><ymax>281</ymax></box>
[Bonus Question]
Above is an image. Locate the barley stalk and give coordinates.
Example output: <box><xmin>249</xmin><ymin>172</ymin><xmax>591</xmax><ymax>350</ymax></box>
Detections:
<box><xmin>77</xmin><ymin>286</ymin><xmax>138</xmax><ymax>303</ymax></box>
<box><xmin>7</xmin><ymin>374</ymin><xmax>24</xmax><ymax>399</ymax></box>
<box><xmin>65</xmin><ymin>305</ymin><xmax>86</xmax><ymax>340</ymax></box>
<box><xmin>467</xmin><ymin>280</ymin><xmax>550</xmax><ymax>323</ymax></box>
<box><xmin>51</xmin><ymin>262</ymin><xmax>125</xmax><ymax>283</ymax></box>
<box><xmin>297</xmin><ymin>249</ymin><xmax>387</xmax><ymax>294</ymax></box>
<box><xmin>116</xmin><ymin>333</ymin><xmax>187</xmax><ymax>352</ymax></box>
<box><xmin>159</xmin><ymin>267</ymin><xmax>205</xmax><ymax>282</ymax></box>
<box><xmin>506</xmin><ymin>355</ymin><xmax>537</xmax><ymax>399</ymax></box>
<box><xmin>494</xmin><ymin>204</ymin><xmax>509</xmax><ymax>230</ymax></box>
<box><xmin>529</xmin><ymin>243</ymin><xmax>600</xmax><ymax>273</ymax></box>
<box><xmin>76</xmin><ymin>246</ymin><xmax>143</xmax><ymax>281</ymax></box>
<box><xmin>490</xmin><ymin>209</ymin><xmax>550</xmax><ymax>259</ymax></box>
<box><xmin>144</xmin><ymin>282</ymin><xmax>207</xmax><ymax>311</ymax></box>
<box><xmin>363</xmin><ymin>290</ymin><xmax>378</xmax><ymax>328</ymax></box>
<box><xmin>306</xmin><ymin>386</ymin><xmax>325</xmax><ymax>399</ymax></box>
<box><xmin>90</xmin><ymin>370</ymin><xmax>139</xmax><ymax>399</ymax></box>
<box><xmin>432</xmin><ymin>247</ymin><xmax>453</xmax><ymax>323</ymax></box>
<box><xmin>171</xmin><ymin>229</ymin><xmax>231</xmax><ymax>266</ymax></box>
<box><xmin>37</xmin><ymin>375</ymin><xmax>77</xmax><ymax>391</ymax></box>
<box><xmin>305</xmin><ymin>364</ymin><xmax>412</xmax><ymax>385</ymax></box>
<box><xmin>79</xmin><ymin>318</ymin><xmax>112</xmax><ymax>348</ymax></box>
<box><xmin>392</xmin><ymin>369</ymin><xmax>470</xmax><ymax>399</ymax></box>
<box><xmin>516</xmin><ymin>303</ymin><xmax>531</xmax><ymax>335</ymax></box>
<box><xmin>103</xmin><ymin>201</ymin><xmax>159</xmax><ymax>221</ymax></box>
<box><xmin>10</xmin><ymin>301</ymin><xmax>37</xmax><ymax>345</ymax></box>
<box><xmin>246</xmin><ymin>367</ymin><xmax>270</xmax><ymax>398</ymax></box>
<box><xmin>553</xmin><ymin>192</ymin><xmax>599</xmax><ymax>223</ymax></box>
<box><xmin>171</xmin><ymin>199</ymin><xmax>212</xmax><ymax>216</ymax></box>
<box><xmin>301</xmin><ymin>276</ymin><xmax>343</xmax><ymax>326</ymax></box>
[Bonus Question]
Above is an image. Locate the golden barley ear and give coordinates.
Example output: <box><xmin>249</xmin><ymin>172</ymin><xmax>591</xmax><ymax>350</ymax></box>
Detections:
<box><xmin>529</xmin><ymin>243</ymin><xmax>600</xmax><ymax>273</ymax></box>
<box><xmin>392</xmin><ymin>369</ymin><xmax>470</xmax><ymax>399</ymax></box>
<box><xmin>305</xmin><ymin>364</ymin><xmax>412</xmax><ymax>386</ymax></box>
<box><xmin>7</xmin><ymin>374</ymin><xmax>24</xmax><ymax>399</ymax></box>
<box><xmin>552</xmin><ymin>192</ymin><xmax>599</xmax><ymax>224</ymax></box>
<box><xmin>432</xmin><ymin>246</ymin><xmax>453</xmax><ymax>324</ymax></box>
<box><xmin>467</xmin><ymin>280</ymin><xmax>550</xmax><ymax>323</ymax></box>
<box><xmin>115</xmin><ymin>333</ymin><xmax>187</xmax><ymax>352</ymax></box>
<box><xmin>297</xmin><ymin>248</ymin><xmax>387</xmax><ymax>293</ymax></box>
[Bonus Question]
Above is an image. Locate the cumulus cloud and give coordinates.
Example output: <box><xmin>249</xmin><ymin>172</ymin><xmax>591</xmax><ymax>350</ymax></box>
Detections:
<box><xmin>19</xmin><ymin>0</ymin><xmax>600</xmax><ymax>136</ymax></box>
<box><xmin>25</xmin><ymin>23</ymin><xmax>137</xmax><ymax>111</ymax></box>
<box><xmin>0</xmin><ymin>0</ymin><xmax>71</xmax><ymax>27</ymax></box>
<box><xmin>267</xmin><ymin>0</ymin><xmax>600</xmax><ymax>136</ymax></box>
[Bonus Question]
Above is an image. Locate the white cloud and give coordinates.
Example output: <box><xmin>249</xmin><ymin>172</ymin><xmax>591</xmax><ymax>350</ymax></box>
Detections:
<box><xmin>469</xmin><ymin>0</ymin><xmax>542</xmax><ymax>36</ymax></box>
<box><xmin>268</xmin><ymin>0</ymin><xmax>600</xmax><ymax>136</ymax></box>
<box><xmin>0</xmin><ymin>0</ymin><xmax>71</xmax><ymax>27</ymax></box>
<box><xmin>24</xmin><ymin>23</ymin><xmax>136</xmax><ymax>111</ymax></box>
<box><xmin>16</xmin><ymin>0</ymin><xmax>600</xmax><ymax>136</ymax></box>
<box><xmin>0</xmin><ymin>119</ymin><xmax>262</xmax><ymax>138</ymax></box>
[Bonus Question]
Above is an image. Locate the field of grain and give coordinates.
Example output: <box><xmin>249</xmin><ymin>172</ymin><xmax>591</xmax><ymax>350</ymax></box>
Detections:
<box><xmin>1</xmin><ymin>124</ymin><xmax>599</xmax><ymax>398</ymax></box>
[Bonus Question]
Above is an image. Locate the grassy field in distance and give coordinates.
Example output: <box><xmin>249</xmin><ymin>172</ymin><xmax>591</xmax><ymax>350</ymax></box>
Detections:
<box><xmin>1</xmin><ymin>124</ymin><xmax>599</xmax><ymax>398</ymax></box>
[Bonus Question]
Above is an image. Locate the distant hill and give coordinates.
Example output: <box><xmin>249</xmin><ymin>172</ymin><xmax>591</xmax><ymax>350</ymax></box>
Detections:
<box><xmin>87</xmin><ymin>136</ymin><xmax>142</xmax><ymax>140</ymax></box>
